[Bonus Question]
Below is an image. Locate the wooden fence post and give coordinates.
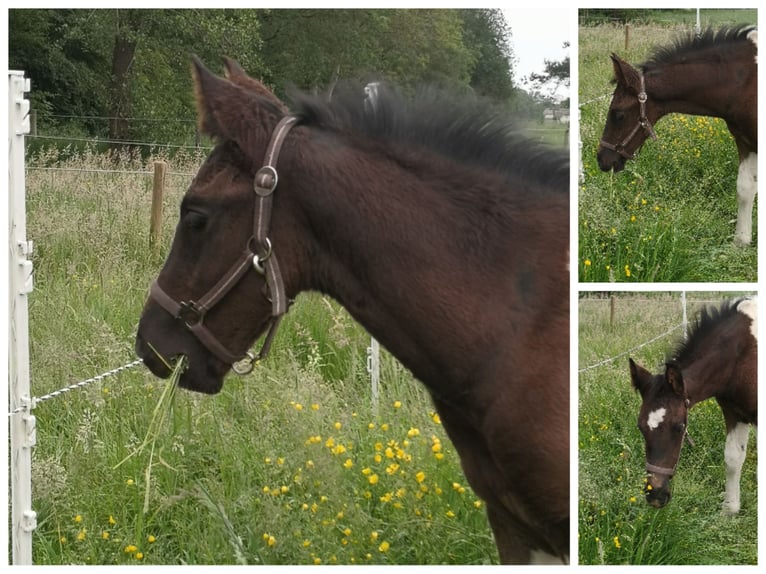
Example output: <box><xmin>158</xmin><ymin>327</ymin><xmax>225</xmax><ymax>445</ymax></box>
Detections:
<box><xmin>610</xmin><ymin>295</ymin><xmax>616</xmax><ymax>329</ymax></box>
<box><xmin>625</xmin><ymin>24</ymin><xmax>630</xmax><ymax>51</ymax></box>
<box><xmin>150</xmin><ymin>161</ymin><xmax>167</xmax><ymax>256</ymax></box>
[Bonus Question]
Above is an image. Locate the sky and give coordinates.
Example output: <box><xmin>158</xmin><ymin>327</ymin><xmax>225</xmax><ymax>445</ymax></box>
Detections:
<box><xmin>502</xmin><ymin>7</ymin><xmax>571</xmax><ymax>99</ymax></box>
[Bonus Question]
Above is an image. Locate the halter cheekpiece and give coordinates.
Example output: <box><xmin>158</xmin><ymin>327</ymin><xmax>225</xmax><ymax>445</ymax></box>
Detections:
<box><xmin>149</xmin><ymin>115</ymin><xmax>299</xmax><ymax>374</ymax></box>
<box><xmin>599</xmin><ymin>70</ymin><xmax>658</xmax><ymax>160</ymax></box>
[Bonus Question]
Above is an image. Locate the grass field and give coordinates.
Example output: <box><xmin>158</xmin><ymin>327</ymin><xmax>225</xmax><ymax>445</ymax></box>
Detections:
<box><xmin>578</xmin><ymin>11</ymin><xmax>758</xmax><ymax>282</ymax></box>
<box><xmin>578</xmin><ymin>293</ymin><xmax>757</xmax><ymax>565</ymax></box>
<box><xmin>22</xmin><ymin>147</ymin><xmax>497</xmax><ymax>565</ymax></box>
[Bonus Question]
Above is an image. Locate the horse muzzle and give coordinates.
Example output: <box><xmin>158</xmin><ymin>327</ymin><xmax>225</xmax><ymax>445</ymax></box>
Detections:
<box><xmin>596</xmin><ymin>148</ymin><xmax>627</xmax><ymax>173</ymax></box>
<box><xmin>644</xmin><ymin>465</ymin><xmax>673</xmax><ymax>508</ymax></box>
<box><xmin>645</xmin><ymin>485</ymin><xmax>671</xmax><ymax>508</ymax></box>
<box><xmin>135</xmin><ymin>300</ymin><xmax>228</xmax><ymax>394</ymax></box>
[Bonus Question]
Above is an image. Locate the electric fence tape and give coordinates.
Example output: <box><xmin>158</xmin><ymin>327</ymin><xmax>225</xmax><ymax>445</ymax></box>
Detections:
<box><xmin>8</xmin><ymin>359</ymin><xmax>144</xmax><ymax>416</ymax></box>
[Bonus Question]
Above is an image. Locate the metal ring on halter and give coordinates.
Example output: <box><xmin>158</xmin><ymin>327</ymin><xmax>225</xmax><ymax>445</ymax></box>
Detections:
<box><xmin>231</xmin><ymin>351</ymin><xmax>256</xmax><ymax>375</ymax></box>
<box><xmin>252</xmin><ymin>238</ymin><xmax>273</xmax><ymax>275</ymax></box>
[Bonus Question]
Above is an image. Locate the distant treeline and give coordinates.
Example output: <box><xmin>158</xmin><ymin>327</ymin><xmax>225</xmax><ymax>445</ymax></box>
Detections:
<box><xmin>9</xmin><ymin>9</ymin><xmax>542</xmax><ymax>148</ymax></box>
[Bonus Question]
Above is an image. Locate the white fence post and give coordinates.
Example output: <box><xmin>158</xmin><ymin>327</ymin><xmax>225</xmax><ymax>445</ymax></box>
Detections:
<box><xmin>8</xmin><ymin>70</ymin><xmax>36</xmax><ymax>565</ymax></box>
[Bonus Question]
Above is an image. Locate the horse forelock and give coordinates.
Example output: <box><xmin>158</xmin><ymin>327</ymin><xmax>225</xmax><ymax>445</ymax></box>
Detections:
<box><xmin>289</xmin><ymin>84</ymin><xmax>568</xmax><ymax>192</ymax></box>
<box><xmin>643</xmin><ymin>24</ymin><xmax>758</xmax><ymax>69</ymax></box>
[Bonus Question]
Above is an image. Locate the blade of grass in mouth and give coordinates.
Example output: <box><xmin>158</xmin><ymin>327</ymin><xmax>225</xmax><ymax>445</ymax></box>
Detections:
<box><xmin>115</xmin><ymin>356</ymin><xmax>186</xmax><ymax>512</ymax></box>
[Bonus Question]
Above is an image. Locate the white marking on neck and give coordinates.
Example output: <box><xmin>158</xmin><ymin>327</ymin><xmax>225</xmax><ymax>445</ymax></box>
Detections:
<box><xmin>647</xmin><ymin>407</ymin><xmax>666</xmax><ymax>430</ymax></box>
<box><xmin>737</xmin><ymin>298</ymin><xmax>758</xmax><ymax>341</ymax></box>
<box><xmin>747</xmin><ymin>29</ymin><xmax>757</xmax><ymax>64</ymax></box>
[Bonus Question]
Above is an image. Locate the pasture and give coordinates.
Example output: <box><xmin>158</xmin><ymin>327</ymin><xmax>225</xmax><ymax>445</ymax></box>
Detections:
<box><xmin>23</xmin><ymin>147</ymin><xmax>496</xmax><ymax>564</ymax></box>
<box><xmin>578</xmin><ymin>16</ymin><xmax>758</xmax><ymax>282</ymax></box>
<box><xmin>578</xmin><ymin>293</ymin><xmax>757</xmax><ymax>565</ymax></box>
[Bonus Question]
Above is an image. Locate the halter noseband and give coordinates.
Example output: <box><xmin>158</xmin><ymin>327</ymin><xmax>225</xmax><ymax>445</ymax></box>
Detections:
<box><xmin>644</xmin><ymin>397</ymin><xmax>691</xmax><ymax>478</ymax></box>
<box><xmin>149</xmin><ymin>115</ymin><xmax>299</xmax><ymax>375</ymax></box>
<box><xmin>599</xmin><ymin>71</ymin><xmax>658</xmax><ymax>160</ymax></box>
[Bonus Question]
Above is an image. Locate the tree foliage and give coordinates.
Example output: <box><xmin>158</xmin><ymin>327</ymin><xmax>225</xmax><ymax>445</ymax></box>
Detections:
<box><xmin>527</xmin><ymin>42</ymin><xmax>570</xmax><ymax>105</ymax></box>
<box><xmin>8</xmin><ymin>8</ymin><xmax>525</xmax><ymax>146</ymax></box>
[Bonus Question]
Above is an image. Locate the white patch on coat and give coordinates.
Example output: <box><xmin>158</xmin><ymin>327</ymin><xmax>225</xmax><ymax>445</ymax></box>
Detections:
<box><xmin>737</xmin><ymin>298</ymin><xmax>758</xmax><ymax>341</ymax></box>
<box><xmin>530</xmin><ymin>550</ymin><xmax>567</xmax><ymax>565</ymax></box>
<box><xmin>747</xmin><ymin>29</ymin><xmax>757</xmax><ymax>63</ymax></box>
<box><xmin>734</xmin><ymin>153</ymin><xmax>757</xmax><ymax>246</ymax></box>
<box><xmin>646</xmin><ymin>407</ymin><xmax>666</xmax><ymax>430</ymax></box>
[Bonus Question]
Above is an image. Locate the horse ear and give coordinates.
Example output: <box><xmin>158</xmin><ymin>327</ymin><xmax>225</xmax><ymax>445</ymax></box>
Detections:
<box><xmin>222</xmin><ymin>56</ymin><xmax>248</xmax><ymax>80</ymax></box>
<box><xmin>222</xmin><ymin>57</ymin><xmax>289</xmax><ymax>113</ymax></box>
<box><xmin>629</xmin><ymin>358</ymin><xmax>652</xmax><ymax>395</ymax></box>
<box><xmin>191</xmin><ymin>55</ymin><xmax>283</xmax><ymax>148</ymax></box>
<box><xmin>610</xmin><ymin>53</ymin><xmax>640</xmax><ymax>90</ymax></box>
<box><xmin>664</xmin><ymin>362</ymin><xmax>686</xmax><ymax>397</ymax></box>
<box><xmin>191</xmin><ymin>55</ymin><xmax>242</xmax><ymax>139</ymax></box>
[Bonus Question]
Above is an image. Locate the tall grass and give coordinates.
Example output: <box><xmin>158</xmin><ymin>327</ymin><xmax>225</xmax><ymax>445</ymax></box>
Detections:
<box><xmin>23</xmin><ymin>147</ymin><xmax>496</xmax><ymax>564</ymax></box>
<box><xmin>578</xmin><ymin>293</ymin><xmax>757</xmax><ymax>565</ymax></box>
<box><xmin>578</xmin><ymin>14</ymin><xmax>757</xmax><ymax>282</ymax></box>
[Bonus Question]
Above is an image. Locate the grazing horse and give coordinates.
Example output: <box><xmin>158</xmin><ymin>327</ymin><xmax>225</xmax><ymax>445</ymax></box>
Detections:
<box><xmin>597</xmin><ymin>25</ymin><xmax>758</xmax><ymax>246</ymax></box>
<box><xmin>134</xmin><ymin>58</ymin><xmax>570</xmax><ymax>564</ymax></box>
<box><xmin>629</xmin><ymin>298</ymin><xmax>757</xmax><ymax>513</ymax></box>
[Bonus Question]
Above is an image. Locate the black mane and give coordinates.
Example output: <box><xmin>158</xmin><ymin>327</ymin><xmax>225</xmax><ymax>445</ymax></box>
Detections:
<box><xmin>643</xmin><ymin>24</ymin><xmax>756</xmax><ymax>69</ymax></box>
<box><xmin>671</xmin><ymin>299</ymin><xmax>747</xmax><ymax>364</ymax></box>
<box><xmin>289</xmin><ymin>83</ymin><xmax>569</xmax><ymax>192</ymax></box>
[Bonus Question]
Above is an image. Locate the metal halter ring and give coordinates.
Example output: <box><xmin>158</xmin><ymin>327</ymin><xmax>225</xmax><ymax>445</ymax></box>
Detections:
<box><xmin>231</xmin><ymin>351</ymin><xmax>256</xmax><ymax>375</ymax></box>
<box><xmin>252</xmin><ymin>238</ymin><xmax>273</xmax><ymax>275</ymax></box>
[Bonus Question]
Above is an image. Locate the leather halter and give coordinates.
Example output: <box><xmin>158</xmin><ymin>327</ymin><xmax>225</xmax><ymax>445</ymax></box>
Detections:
<box><xmin>149</xmin><ymin>115</ymin><xmax>299</xmax><ymax>374</ymax></box>
<box><xmin>599</xmin><ymin>71</ymin><xmax>658</xmax><ymax>160</ymax></box>
<box><xmin>645</xmin><ymin>397</ymin><xmax>691</xmax><ymax>478</ymax></box>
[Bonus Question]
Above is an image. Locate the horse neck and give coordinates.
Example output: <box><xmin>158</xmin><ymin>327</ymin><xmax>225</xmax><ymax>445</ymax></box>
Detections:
<box><xmin>646</xmin><ymin>54</ymin><xmax>750</xmax><ymax>120</ymax></box>
<box><xmin>289</xmin><ymin>143</ymin><xmax>567</xmax><ymax>400</ymax></box>
<box><xmin>677</xmin><ymin>347</ymin><xmax>738</xmax><ymax>407</ymax></box>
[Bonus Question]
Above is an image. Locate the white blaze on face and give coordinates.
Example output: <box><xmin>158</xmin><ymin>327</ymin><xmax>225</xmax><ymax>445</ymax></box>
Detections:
<box><xmin>738</xmin><ymin>298</ymin><xmax>758</xmax><ymax>341</ymax></box>
<box><xmin>646</xmin><ymin>407</ymin><xmax>666</xmax><ymax>430</ymax></box>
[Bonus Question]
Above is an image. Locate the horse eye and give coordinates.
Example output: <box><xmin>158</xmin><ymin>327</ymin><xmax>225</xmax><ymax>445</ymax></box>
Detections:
<box><xmin>673</xmin><ymin>422</ymin><xmax>686</xmax><ymax>433</ymax></box>
<box><xmin>613</xmin><ymin>110</ymin><xmax>625</xmax><ymax>124</ymax></box>
<box><xmin>183</xmin><ymin>210</ymin><xmax>208</xmax><ymax>231</ymax></box>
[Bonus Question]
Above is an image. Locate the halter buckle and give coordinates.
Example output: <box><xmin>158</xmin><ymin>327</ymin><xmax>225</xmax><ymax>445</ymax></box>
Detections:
<box><xmin>178</xmin><ymin>301</ymin><xmax>203</xmax><ymax>327</ymax></box>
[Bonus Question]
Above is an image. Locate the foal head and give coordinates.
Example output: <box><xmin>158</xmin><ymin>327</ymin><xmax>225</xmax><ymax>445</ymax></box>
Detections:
<box><xmin>135</xmin><ymin>58</ymin><xmax>307</xmax><ymax>393</ymax></box>
<box><xmin>629</xmin><ymin>358</ymin><xmax>690</xmax><ymax>508</ymax></box>
<box><xmin>597</xmin><ymin>54</ymin><xmax>659</xmax><ymax>172</ymax></box>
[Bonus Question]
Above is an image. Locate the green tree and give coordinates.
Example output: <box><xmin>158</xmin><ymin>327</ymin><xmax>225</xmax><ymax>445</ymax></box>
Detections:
<box><xmin>527</xmin><ymin>42</ymin><xmax>570</xmax><ymax>105</ymax></box>
<box><xmin>9</xmin><ymin>8</ymin><xmax>520</xmax><ymax>145</ymax></box>
<box><xmin>9</xmin><ymin>9</ymin><xmax>112</xmax><ymax>135</ymax></box>
<box><xmin>459</xmin><ymin>9</ymin><xmax>514</xmax><ymax>100</ymax></box>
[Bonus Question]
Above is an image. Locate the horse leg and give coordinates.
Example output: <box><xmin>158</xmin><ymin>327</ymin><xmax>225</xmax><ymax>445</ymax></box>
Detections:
<box><xmin>734</xmin><ymin>151</ymin><xmax>757</xmax><ymax>247</ymax></box>
<box><xmin>484</xmin><ymin>503</ymin><xmax>534</xmax><ymax>564</ymax></box>
<box><xmin>430</xmin><ymin>396</ymin><xmax>567</xmax><ymax>563</ymax></box>
<box><xmin>721</xmin><ymin>409</ymin><xmax>750</xmax><ymax>515</ymax></box>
